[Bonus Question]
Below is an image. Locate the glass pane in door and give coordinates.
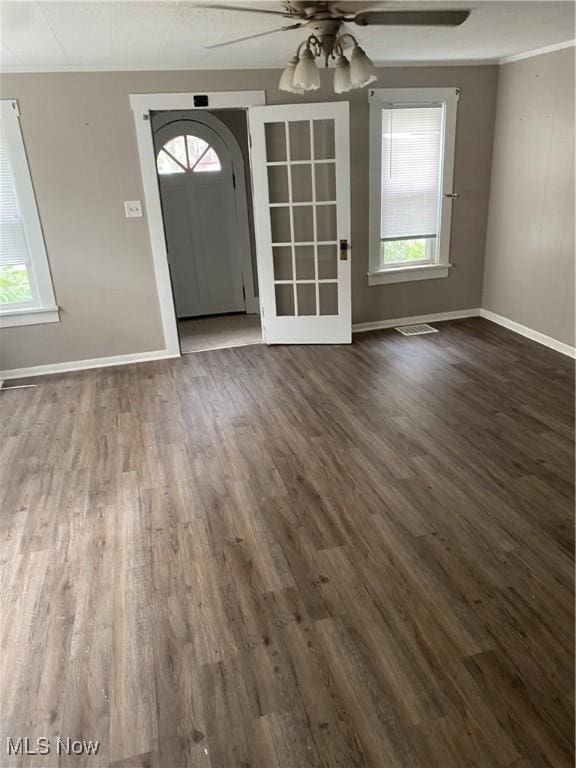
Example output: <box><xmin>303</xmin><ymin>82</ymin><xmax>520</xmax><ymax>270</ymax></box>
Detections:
<box><xmin>318</xmin><ymin>244</ymin><xmax>338</xmax><ymax>279</ymax></box>
<box><xmin>265</xmin><ymin>123</ymin><xmax>287</xmax><ymax>162</ymax></box>
<box><xmin>275</xmin><ymin>284</ymin><xmax>295</xmax><ymax>315</ymax></box>
<box><xmin>291</xmin><ymin>165</ymin><xmax>312</xmax><ymax>203</ymax></box>
<box><xmin>315</xmin><ymin>164</ymin><xmax>336</xmax><ymax>201</ymax></box>
<box><xmin>313</xmin><ymin>120</ymin><xmax>335</xmax><ymax>160</ymax></box>
<box><xmin>319</xmin><ymin>283</ymin><xmax>338</xmax><ymax>315</ymax></box>
<box><xmin>273</xmin><ymin>246</ymin><xmax>293</xmax><ymax>280</ymax></box>
<box><xmin>289</xmin><ymin>121</ymin><xmax>311</xmax><ymax>161</ymax></box>
<box><xmin>268</xmin><ymin>166</ymin><xmax>289</xmax><ymax>203</ymax></box>
<box><xmin>270</xmin><ymin>207</ymin><xmax>291</xmax><ymax>243</ymax></box>
<box><xmin>297</xmin><ymin>283</ymin><xmax>316</xmax><ymax>315</ymax></box>
<box><xmin>316</xmin><ymin>205</ymin><xmax>337</xmax><ymax>241</ymax></box>
<box><xmin>293</xmin><ymin>207</ymin><xmax>314</xmax><ymax>242</ymax></box>
<box><xmin>295</xmin><ymin>245</ymin><xmax>315</xmax><ymax>280</ymax></box>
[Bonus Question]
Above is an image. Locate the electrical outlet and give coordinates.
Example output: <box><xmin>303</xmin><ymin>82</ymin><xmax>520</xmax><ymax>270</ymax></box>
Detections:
<box><xmin>124</xmin><ymin>200</ymin><xmax>143</xmax><ymax>218</ymax></box>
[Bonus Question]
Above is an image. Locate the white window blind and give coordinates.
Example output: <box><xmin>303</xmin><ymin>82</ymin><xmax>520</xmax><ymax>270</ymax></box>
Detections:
<box><xmin>0</xmin><ymin>125</ymin><xmax>31</xmax><ymax>267</ymax></box>
<box><xmin>380</xmin><ymin>105</ymin><xmax>443</xmax><ymax>241</ymax></box>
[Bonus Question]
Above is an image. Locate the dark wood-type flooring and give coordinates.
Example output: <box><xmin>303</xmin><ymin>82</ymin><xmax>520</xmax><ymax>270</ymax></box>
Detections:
<box><xmin>1</xmin><ymin>318</ymin><xmax>574</xmax><ymax>767</ymax></box>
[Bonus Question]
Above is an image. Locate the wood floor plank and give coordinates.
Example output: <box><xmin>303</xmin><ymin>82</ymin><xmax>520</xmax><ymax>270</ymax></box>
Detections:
<box><xmin>0</xmin><ymin>318</ymin><xmax>573</xmax><ymax>767</ymax></box>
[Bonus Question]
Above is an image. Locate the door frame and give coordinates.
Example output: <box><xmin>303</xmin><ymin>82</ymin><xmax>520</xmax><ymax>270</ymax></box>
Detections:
<box><xmin>130</xmin><ymin>91</ymin><xmax>266</xmax><ymax>356</ymax></box>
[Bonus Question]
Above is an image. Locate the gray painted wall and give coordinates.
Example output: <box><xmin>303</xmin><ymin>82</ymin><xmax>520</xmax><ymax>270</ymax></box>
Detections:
<box><xmin>482</xmin><ymin>47</ymin><xmax>575</xmax><ymax>346</ymax></box>
<box><xmin>0</xmin><ymin>66</ymin><xmax>498</xmax><ymax>370</ymax></box>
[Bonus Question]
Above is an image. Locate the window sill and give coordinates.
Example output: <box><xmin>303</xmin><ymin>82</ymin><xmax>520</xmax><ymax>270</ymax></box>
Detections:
<box><xmin>0</xmin><ymin>305</ymin><xmax>60</xmax><ymax>328</ymax></box>
<box><xmin>368</xmin><ymin>263</ymin><xmax>451</xmax><ymax>286</ymax></box>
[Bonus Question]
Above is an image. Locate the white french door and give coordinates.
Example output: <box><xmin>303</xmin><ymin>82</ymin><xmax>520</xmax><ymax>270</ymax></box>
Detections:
<box><xmin>249</xmin><ymin>102</ymin><xmax>351</xmax><ymax>344</ymax></box>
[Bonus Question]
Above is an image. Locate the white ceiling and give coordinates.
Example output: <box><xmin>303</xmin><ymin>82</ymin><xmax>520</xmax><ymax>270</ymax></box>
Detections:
<box><xmin>1</xmin><ymin>1</ymin><xmax>574</xmax><ymax>72</ymax></box>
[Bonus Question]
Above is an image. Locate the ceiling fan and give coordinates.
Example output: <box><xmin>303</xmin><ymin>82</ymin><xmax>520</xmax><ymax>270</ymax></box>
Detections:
<box><xmin>197</xmin><ymin>2</ymin><xmax>471</xmax><ymax>93</ymax></box>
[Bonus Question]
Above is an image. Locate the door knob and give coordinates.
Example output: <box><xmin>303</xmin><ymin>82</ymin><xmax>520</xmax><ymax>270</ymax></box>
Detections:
<box><xmin>340</xmin><ymin>239</ymin><xmax>349</xmax><ymax>260</ymax></box>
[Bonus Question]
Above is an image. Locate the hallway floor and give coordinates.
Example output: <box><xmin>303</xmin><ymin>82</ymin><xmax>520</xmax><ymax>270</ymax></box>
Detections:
<box><xmin>178</xmin><ymin>313</ymin><xmax>262</xmax><ymax>353</ymax></box>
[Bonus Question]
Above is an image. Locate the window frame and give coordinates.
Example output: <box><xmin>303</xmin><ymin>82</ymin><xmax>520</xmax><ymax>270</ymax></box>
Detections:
<box><xmin>368</xmin><ymin>87</ymin><xmax>459</xmax><ymax>286</ymax></box>
<box><xmin>0</xmin><ymin>99</ymin><xmax>58</xmax><ymax>327</ymax></box>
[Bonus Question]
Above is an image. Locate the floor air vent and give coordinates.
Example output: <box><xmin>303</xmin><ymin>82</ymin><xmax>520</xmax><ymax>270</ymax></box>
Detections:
<box><xmin>395</xmin><ymin>323</ymin><xmax>439</xmax><ymax>336</ymax></box>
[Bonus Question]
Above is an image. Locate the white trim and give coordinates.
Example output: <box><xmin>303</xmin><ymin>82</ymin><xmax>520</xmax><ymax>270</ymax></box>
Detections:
<box><xmin>0</xmin><ymin>99</ymin><xmax>59</xmax><ymax>321</ymax></box>
<box><xmin>0</xmin><ymin>305</ymin><xmax>59</xmax><ymax>327</ymax></box>
<box><xmin>0</xmin><ymin>349</ymin><xmax>178</xmax><ymax>381</ymax></box>
<box><xmin>479</xmin><ymin>309</ymin><xmax>576</xmax><ymax>359</ymax></box>
<box><xmin>353</xmin><ymin>308</ymin><xmax>480</xmax><ymax>333</ymax></box>
<box><xmin>367</xmin><ymin>88</ymin><xmax>458</xmax><ymax>283</ymax></box>
<box><xmin>130</xmin><ymin>91</ymin><xmax>265</xmax><ymax>114</ymax></box>
<box><xmin>499</xmin><ymin>39</ymin><xmax>575</xmax><ymax>65</ymax></box>
<box><xmin>352</xmin><ymin>307</ymin><xmax>576</xmax><ymax>359</ymax></box>
<box><xmin>130</xmin><ymin>90</ymin><xmax>266</xmax><ymax>356</ymax></box>
<box><xmin>2</xmin><ymin>308</ymin><xmax>571</xmax><ymax>379</ymax></box>
<box><xmin>182</xmin><ymin>338</ymin><xmax>262</xmax><ymax>355</ymax></box>
<box><xmin>368</xmin><ymin>263</ymin><xmax>451</xmax><ymax>286</ymax></box>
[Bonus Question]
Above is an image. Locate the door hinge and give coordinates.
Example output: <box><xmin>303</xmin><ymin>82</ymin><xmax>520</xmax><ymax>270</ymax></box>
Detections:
<box><xmin>249</xmin><ymin>133</ymin><xmax>252</xmax><ymax>148</ymax></box>
<box><xmin>233</xmin><ymin>172</ymin><xmax>236</xmax><ymax>189</ymax></box>
<box><xmin>456</xmin><ymin>88</ymin><xmax>461</xmax><ymax>102</ymax></box>
<box><xmin>242</xmin><ymin>285</ymin><xmax>246</xmax><ymax>300</ymax></box>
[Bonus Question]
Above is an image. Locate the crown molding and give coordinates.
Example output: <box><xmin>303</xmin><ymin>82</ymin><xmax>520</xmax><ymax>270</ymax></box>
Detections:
<box><xmin>499</xmin><ymin>38</ymin><xmax>575</xmax><ymax>65</ymax></box>
<box><xmin>0</xmin><ymin>349</ymin><xmax>178</xmax><ymax>380</ymax></box>
<box><xmin>0</xmin><ymin>58</ymin><xmax>499</xmax><ymax>75</ymax></box>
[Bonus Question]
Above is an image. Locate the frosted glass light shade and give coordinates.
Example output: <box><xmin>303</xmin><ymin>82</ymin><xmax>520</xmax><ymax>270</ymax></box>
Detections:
<box><xmin>293</xmin><ymin>48</ymin><xmax>320</xmax><ymax>91</ymax></box>
<box><xmin>350</xmin><ymin>46</ymin><xmax>377</xmax><ymax>88</ymax></box>
<box><xmin>333</xmin><ymin>55</ymin><xmax>352</xmax><ymax>94</ymax></box>
<box><xmin>279</xmin><ymin>55</ymin><xmax>304</xmax><ymax>94</ymax></box>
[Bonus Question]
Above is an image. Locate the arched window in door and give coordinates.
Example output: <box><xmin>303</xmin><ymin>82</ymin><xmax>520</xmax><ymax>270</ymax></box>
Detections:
<box><xmin>156</xmin><ymin>135</ymin><xmax>222</xmax><ymax>175</ymax></box>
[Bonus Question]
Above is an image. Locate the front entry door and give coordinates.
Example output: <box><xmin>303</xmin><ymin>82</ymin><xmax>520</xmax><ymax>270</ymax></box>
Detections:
<box><xmin>249</xmin><ymin>102</ymin><xmax>351</xmax><ymax>344</ymax></box>
<box><xmin>154</xmin><ymin>120</ymin><xmax>245</xmax><ymax>318</ymax></box>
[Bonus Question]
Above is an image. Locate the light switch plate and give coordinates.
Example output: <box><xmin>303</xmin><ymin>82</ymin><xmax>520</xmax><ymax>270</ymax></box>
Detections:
<box><xmin>124</xmin><ymin>200</ymin><xmax>143</xmax><ymax>218</ymax></box>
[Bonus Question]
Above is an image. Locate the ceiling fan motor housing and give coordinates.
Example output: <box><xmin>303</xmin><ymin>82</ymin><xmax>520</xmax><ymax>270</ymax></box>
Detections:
<box><xmin>308</xmin><ymin>18</ymin><xmax>342</xmax><ymax>65</ymax></box>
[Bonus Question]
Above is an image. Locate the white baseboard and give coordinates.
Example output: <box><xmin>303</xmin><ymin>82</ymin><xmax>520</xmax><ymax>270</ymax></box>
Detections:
<box><xmin>0</xmin><ymin>349</ymin><xmax>179</xmax><ymax>381</ymax></box>
<box><xmin>353</xmin><ymin>308</ymin><xmax>575</xmax><ymax>359</ymax></box>
<box><xmin>2</xmin><ymin>308</ymin><xmax>573</xmax><ymax>380</ymax></box>
<box><xmin>352</xmin><ymin>308</ymin><xmax>481</xmax><ymax>334</ymax></box>
<box><xmin>479</xmin><ymin>309</ymin><xmax>576</xmax><ymax>359</ymax></box>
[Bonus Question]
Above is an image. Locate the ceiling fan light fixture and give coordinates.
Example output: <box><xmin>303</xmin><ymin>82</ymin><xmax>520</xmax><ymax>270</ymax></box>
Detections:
<box><xmin>349</xmin><ymin>45</ymin><xmax>377</xmax><ymax>88</ymax></box>
<box><xmin>333</xmin><ymin>54</ymin><xmax>352</xmax><ymax>94</ymax></box>
<box><xmin>293</xmin><ymin>47</ymin><xmax>321</xmax><ymax>91</ymax></box>
<box><xmin>279</xmin><ymin>55</ymin><xmax>304</xmax><ymax>94</ymax></box>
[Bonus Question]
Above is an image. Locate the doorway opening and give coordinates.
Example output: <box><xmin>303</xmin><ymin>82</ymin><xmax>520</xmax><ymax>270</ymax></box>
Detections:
<box><xmin>152</xmin><ymin>108</ymin><xmax>262</xmax><ymax>354</ymax></box>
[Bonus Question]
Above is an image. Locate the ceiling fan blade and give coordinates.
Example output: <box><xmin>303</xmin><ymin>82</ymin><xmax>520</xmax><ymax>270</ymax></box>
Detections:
<box><xmin>353</xmin><ymin>10</ymin><xmax>471</xmax><ymax>27</ymax></box>
<box><xmin>206</xmin><ymin>22</ymin><xmax>302</xmax><ymax>49</ymax></box>
<box><xmin>195</xmin><ymin>4</ymin><xmax>296</xmax><ymax>17</ymax></box>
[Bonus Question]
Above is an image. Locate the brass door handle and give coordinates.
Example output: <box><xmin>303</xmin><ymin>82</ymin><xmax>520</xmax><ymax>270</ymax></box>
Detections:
<box><xmin>340</xmin><ymin>239</ymin><xmax>349</xmax><ymax>260</ymax></box>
